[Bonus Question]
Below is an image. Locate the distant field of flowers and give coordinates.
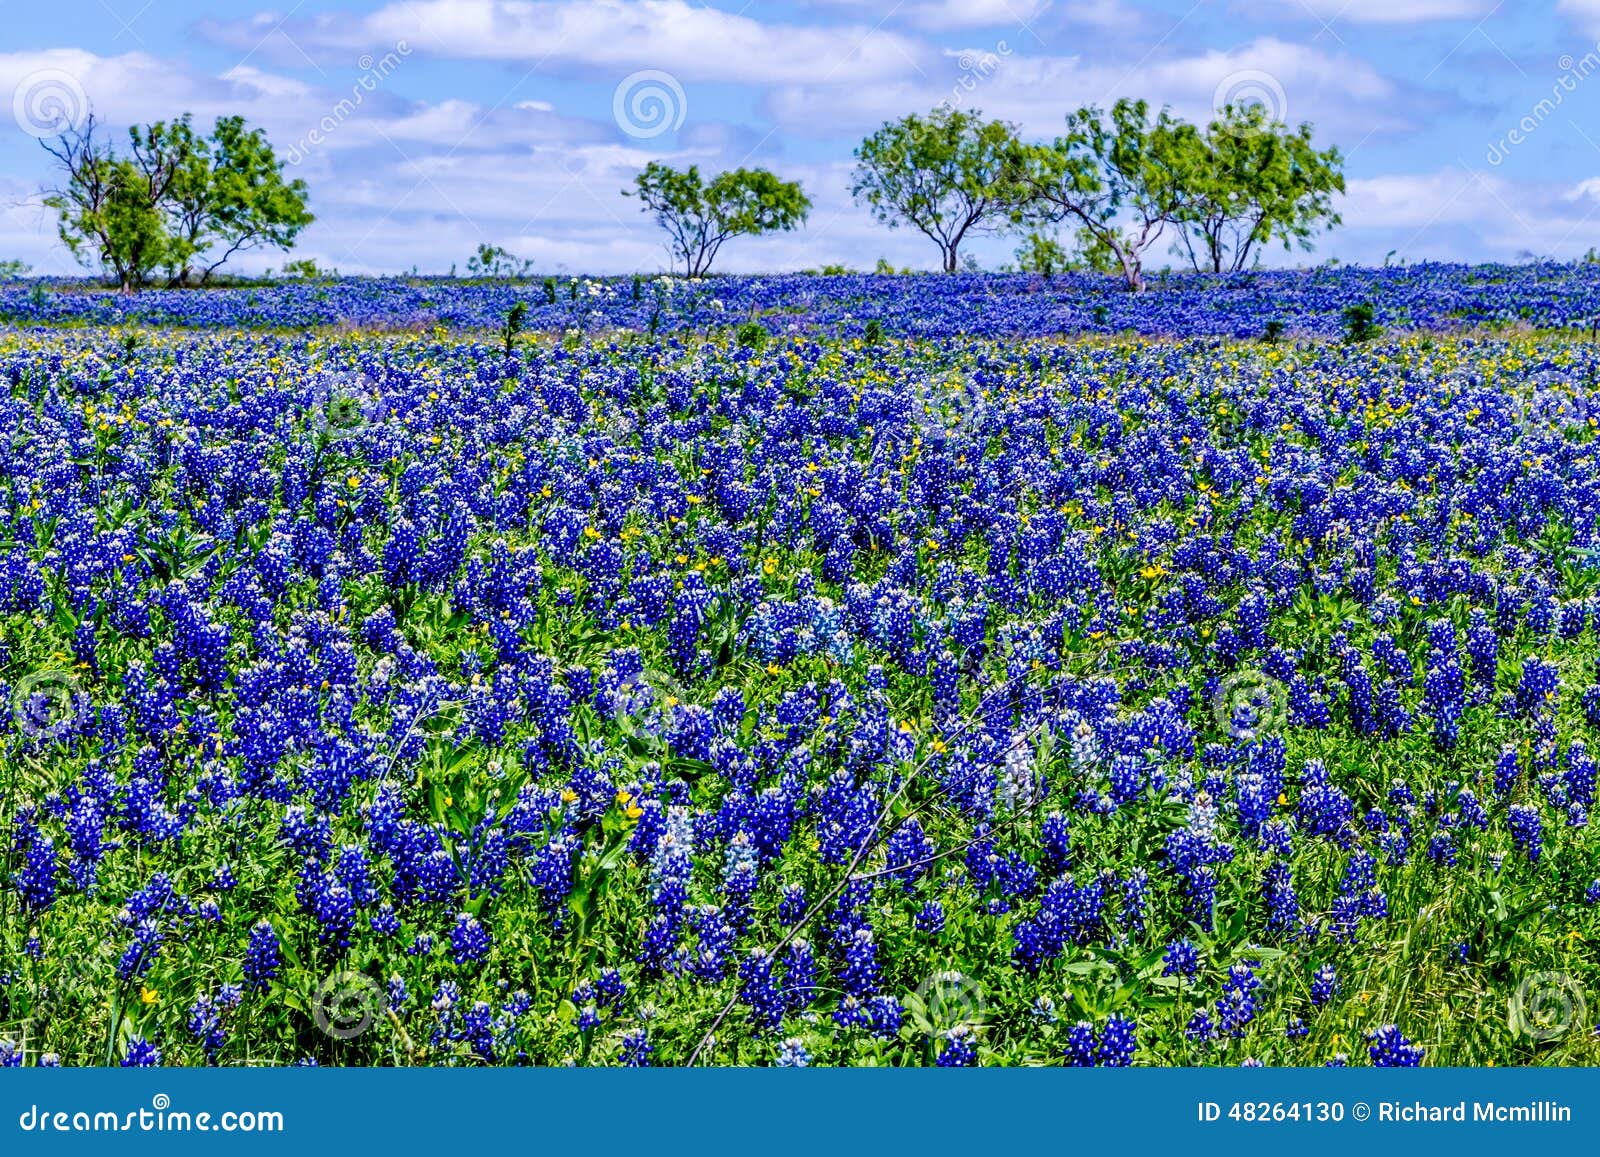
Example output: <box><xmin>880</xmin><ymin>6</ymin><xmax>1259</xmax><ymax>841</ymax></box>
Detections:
<box><xmin>4</xmin><ymin>262</ymin><xmax>1600</xmax><ymax>339</ymax></box>
<box><xmin>3</xmin><ymin>267</ymin><xmax>1600</xmax><ymax>1068</ymax></box>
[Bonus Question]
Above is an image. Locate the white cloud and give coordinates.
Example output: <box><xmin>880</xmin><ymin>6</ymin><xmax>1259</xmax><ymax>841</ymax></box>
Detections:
<box><xmin>1343</xmin><ymin>169</ymin><xmax>1508</xmax><ymax>228</ymax></box>
<box><xmin>1337</xmin><ymin>166</ymin><xmax>1600</xmax><ymax>261</ymax></box>
<box><xmin>200</xmin><ymin>0</ymin><xmax>930</xmax><ymax>86</ymax></box>
<box><xmin>1560</xmin><ymin>0</ymin><xmax>1600</xmax><ymax>35</ymax></box>
<box><xmin>803</xmin><ymin>0</ymin><xmax>1130</xmax><ymax>30</ymax></box>
<box><xmin>768</xmin><ymin>37</ymin><xmax>1410</xmax><ymax>140</ymax></box>
<box><xmin>1242</xmin><ymin>0</ymin><xmax>1493</xmax><ymax>23</ymax></box>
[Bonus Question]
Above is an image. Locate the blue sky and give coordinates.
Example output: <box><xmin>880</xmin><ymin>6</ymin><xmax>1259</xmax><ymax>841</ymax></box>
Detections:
<box><xmin>4</xmin><ymin>0</ymin><xmax>1600</xmax><ymax>274</ymax></box>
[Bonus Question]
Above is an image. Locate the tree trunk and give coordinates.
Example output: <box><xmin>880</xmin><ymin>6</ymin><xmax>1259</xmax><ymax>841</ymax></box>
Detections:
<box><xmin>1119</xmin><ymin>253</ymin><xmax>1144</xmax><ymax>292</ymax></box>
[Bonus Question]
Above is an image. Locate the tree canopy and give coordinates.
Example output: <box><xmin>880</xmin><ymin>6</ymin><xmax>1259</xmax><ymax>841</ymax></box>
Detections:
<box><xmin>42</xmin><ymin>113</ymin><xmax>311</xmax><ymax>291</ymax></box>
<box><xmin>627</xmin><ymin>162</ymin><xmax>810</xmax><ymax>276</ymax></box>
<box><xmin>848</xmin><ymin>96</ymin><xmax>1343</xmax><ymax>286</ymax></box>
<box><xmin>1019</xmin><ymin>99</ymin><xmax>1201</xmax><ymax>292</ymax></box>
<box><xmin>851</xmin><ymin>107</ymin><xmax>1029</xmax><ymax>274</ymax></box>
<box><xmin>1172</xmin><ymin>102</ymin><xmax>1345</xmax><ymax>274</ymax></box>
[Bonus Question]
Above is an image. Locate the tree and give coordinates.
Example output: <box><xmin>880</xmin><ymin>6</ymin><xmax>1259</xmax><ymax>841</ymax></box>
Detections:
<box><xmin>1012</xmin><ymin>227</ymin><xmax>1121</xmax><ymax>276</ymax></box>
<box><xmin>466</xmin><ymin>243</ymin><xmax>534</xmax><ymax>278</ymax></box>
<box><xmin>41</xmin><ymin>113</ymin><xmax>311</xmax><ymax>290</ymax></box>
<box><xmin>1021</xmin><ymin>99</ymin><xmax>1201</xmax><ymax>291</ymax></box>
<box><xmin>1013</xmin><ymin>230</ymin><xmax>1068</xmax><ymax>275</ymax></box>
<box><xmin>159</xmin><ymin>116</ymin><xmax>313</xmax><ymax>286</ymax></box>
<box><xmin>42</xmin><ymin>115</ymin><xmax>173</xmax><ymax>292</ymax></box>
<box><xmin>852</xmin><ymin>107</ymin><xmax>1029</xmax><ymax>273</ymax></box>
<box><xmin>626</xmin><ymin>163</ymin><xmax>810</xmax><ymax>276</ymax></box>
<box><xmin>1173</xmin><ymin>103</ymin><xmax>1344</xmax><ymax>274</ymax></box>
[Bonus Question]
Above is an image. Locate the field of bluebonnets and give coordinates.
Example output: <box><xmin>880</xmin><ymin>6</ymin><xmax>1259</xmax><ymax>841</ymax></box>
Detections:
<box><xmin>4</xmin><ymin>264</ymin><xmax>1600</xmax><ymax>1069</ymax></box>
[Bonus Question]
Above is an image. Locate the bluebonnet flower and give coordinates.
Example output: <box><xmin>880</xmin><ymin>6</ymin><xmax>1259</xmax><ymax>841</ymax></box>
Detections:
<box><xmin>1065</xmin><ymin>1021</ymin><xmax>1098</xmax><ymax>1067</ymax></box>
<box><xmin>1509</xmin><ymin>804</ymin><xmax>1543</xmax><ymax>863</ymax></box>
<box><xmin>618</xmin><ymin>1030</ymin><xmax>651</xmax><ymax>1067</ymax></box>
<box><xmin>244</xmin><ymin>921</ymin><xmax>280</xmax><ymax>990</ymax></box>
<box><xmin>740</xmin><ymin>948</ymin><xmax>785</xmax><ymax>1033</ymax></box>
<box><xmin>1163</xmin><ymin>939</ymin><xmax>1200</xmax><ymax>978</ymax></box>
<box><xmin>936</xmin><ymin>1024</ymin><xmax>977</xmax><ymax>1066</ymax></box>
<box><xmin>121</xmin><ymin>1037</ymin><xmax>161</xmax><ymax>1067</ymax></box>
<box><xmin>450</xmin><ymin>913</ymin><xmax>492</xmax><ymax>966</ymax></box>
<box><xmin>1098</xmin><ymin>1015</ymin><xmax>1136</xmax><ymax>1066</ymax></box>
<box><xmin>1368</xmin><ymin>1025</ymin><xmax>1424</xmax><ymax>1067</ymax></box>
<box><xmin>1310</xmin><ymin>963</ymin><xmax>1338</xmax><ymax>1007</ymax></box>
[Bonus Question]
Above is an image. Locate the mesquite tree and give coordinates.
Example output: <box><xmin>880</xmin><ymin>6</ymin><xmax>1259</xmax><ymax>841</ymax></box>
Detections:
<box><xmin>851</xmin><ymin>107</ymin><xmax>1029</xmax><ymax>273</ymax></box>
<box><xmin>627</xmin><ymin>163</ymin><xmax>810</xmax><ymax>276</ymax></box>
